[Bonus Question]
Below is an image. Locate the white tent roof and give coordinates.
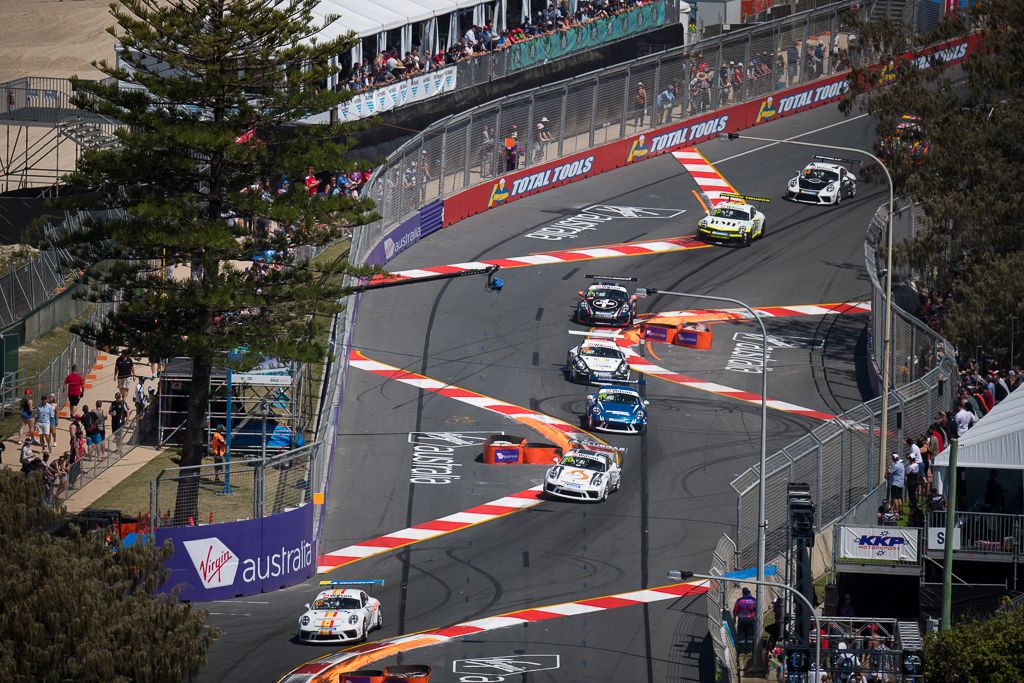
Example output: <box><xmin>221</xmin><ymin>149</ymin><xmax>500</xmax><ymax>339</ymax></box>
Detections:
<box><xmin>312</xmin><ymin>0</ymin><xmax>471</xmax><ymax>39</ymax></box>
<box><xmin>934</xmin><ymin>387</ymin><xmax>1024</xmax><ymax>470</ymax></box>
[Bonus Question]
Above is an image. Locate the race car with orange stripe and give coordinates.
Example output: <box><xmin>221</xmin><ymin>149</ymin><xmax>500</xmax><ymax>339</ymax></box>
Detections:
<box><xmin>297</xmin><ymin>588</ymin><xmax>382</xmax><ymax>643</ymax></box>
<box><xmin>544</xmin><ymin>443</ymin><xmax>622</xmax><ymax>502</ymax></box>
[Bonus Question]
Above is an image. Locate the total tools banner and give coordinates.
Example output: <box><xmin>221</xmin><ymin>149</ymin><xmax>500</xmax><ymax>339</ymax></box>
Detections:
<box><xmin>157</xmin><ymin>503</ymin><xmax>315</xmax><ymax>601</ymax></box>
<box><xmin>442</xmin><ymin>34</ymin><xmax>982</xmax><ymax>226</ymax></box>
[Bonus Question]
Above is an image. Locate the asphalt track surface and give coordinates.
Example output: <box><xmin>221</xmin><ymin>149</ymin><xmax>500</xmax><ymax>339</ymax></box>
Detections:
<box><xmin>201</xmin><ymin>103</ymin><xmax>882</xmax><ymax>683</ymax></box>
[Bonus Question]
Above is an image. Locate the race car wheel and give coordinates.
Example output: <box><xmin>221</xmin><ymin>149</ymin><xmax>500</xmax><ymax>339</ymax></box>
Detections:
<box><xmin>759</xmin><ymin>221</ymin><xmax>767</xmax><ymax>239</ymax></box>
<box><xmin>743</xmin><ymin>231</ymin><xmax>752</xmax><ymax>248</ymax></box>
<box><xmin>850</xmin><ymin>182</ymin><xmax>857</xmax><ymax>198</ymax></box>
<box><xmin>835</xmin><ymin>189</ymin><xmax>842</xmax><ymax>205</ymax></box>
<box><xmin>600</xmin><ymin>487</ymin><xmax>609</xmax><ymax>502</ymax></box>
<box><xmin>376</xmin><ymin>611</ymin><xmax>383</xmax><ymax>630</ymax></box>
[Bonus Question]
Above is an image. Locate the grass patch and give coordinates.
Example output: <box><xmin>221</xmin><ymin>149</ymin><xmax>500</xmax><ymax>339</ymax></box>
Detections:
<box><xmin>88</xmin><ymin>449</ymin><xmax>261</xmax><ymax>524</ymax></box>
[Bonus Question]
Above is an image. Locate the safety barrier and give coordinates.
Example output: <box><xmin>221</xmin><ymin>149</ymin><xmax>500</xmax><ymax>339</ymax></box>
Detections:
<box><xmin>706</xmin><ymin>534</ymin><xmax>739</xmax><ymax>678</ymax></box>
<box><xmin>730</xmin><ymin>199</ymin><xmax>958</xmax><ymax>568</ymax></box>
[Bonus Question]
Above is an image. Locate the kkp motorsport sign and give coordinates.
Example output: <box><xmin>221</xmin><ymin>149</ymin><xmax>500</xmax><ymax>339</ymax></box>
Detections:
<box><xmin>158</xmin><ymin>503</ymin><xmax>315</xmax><ymax>601</ymax></box>
<box><xmin>838</xmin><ymin>525</ymin><xmax>919</xmax><ymax>563</ymax></box>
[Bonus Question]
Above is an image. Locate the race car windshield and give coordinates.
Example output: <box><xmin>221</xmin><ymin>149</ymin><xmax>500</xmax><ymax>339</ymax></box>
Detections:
<box><xmin>803</xmin><ymin>168</ymin><xmax>838</xmax><ymax>181</ymax></box>
<box><xmin>710</xmin><ymin>208</ymin><xmax>749</xmax><ymax>220</ymax></box>
<box><xmin>588</xmin><ymin>288</ymin><xmax>627</xmax><ymax>301</ymax></box>
<box><xmin>582</xmin><ymin>346</ymin><xmax>622</xmax><ymax>358</ymax></box>
<box><xmin>561</xmin><ymin>455</ymin><xmax>607</xmax><ymax>471</ymax></box>
<box><xmin>313</xmin><ymin>597</ymin><xmax>362</xmax><ymax>610</ymax></box>
<box><xmin>598</xmin><ymin>391</ymin><xmax>637</xmax><ymax>404</ymax></box>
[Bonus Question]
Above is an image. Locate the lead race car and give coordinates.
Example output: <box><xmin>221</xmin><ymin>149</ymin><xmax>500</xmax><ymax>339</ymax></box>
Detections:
<box><xmin>786</xmin><ymin>155</ymin><xmax>859</xmax><ymax>205</ymax></box>
<box><xmin>584</xmin><ymin>384</ymin><xmax>649</xmax><ymax>434</ymax></box>
<box><xmin>696</xmin><ymin>193</ymin><xmax>769</xmax><ymax>247</ymax></box>
<box><xmin>565</xmin><ymin>330</ymin><xmax>631</xmax><ymax>384</ymax></box>
<box><xmin>574</xmin><ymin>275</ymin><xmax>638</xmax><ymax>327</ymax></box>
<box><xmin>296</xmin><ymin>585</ymin><xmax>383</xmax><ymax>644</ymax></box>
<box><xmin>544</xmin><ymin>440</ymin><xmax>624</xmax><ymax>502</ymax></box>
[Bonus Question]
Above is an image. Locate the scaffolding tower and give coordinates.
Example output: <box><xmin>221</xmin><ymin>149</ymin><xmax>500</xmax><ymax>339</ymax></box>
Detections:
<box><xmin>157</xmin><ymin>357</ymin><xmax>311</xmax><ymax>458</ymax></box>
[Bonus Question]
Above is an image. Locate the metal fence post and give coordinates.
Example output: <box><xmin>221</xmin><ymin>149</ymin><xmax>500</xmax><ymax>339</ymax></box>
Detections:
<box><xmin>558</xmin><ymin>84</ymin><xmax>568</xmax><ymax>158</ymax></box>
<box><xmin>462</xmin><ymin>115</ymin><xmax>472</xmax><ymax>189</ymax></box>
<box><xmin>588</xmin><ymin>79</ymin><xmax>598</xmax><ymax>149</ymax></box>
<box><xmin>620</xmin><ymin>66</ymin><xmax>631</xmax><ymax>139</ymax></box>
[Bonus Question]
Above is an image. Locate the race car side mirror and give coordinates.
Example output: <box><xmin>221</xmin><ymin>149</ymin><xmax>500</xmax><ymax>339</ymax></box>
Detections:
<box><xmin>587</xmin><ymin>395</ymin><xmax>595</xmax><ymax>401</ymax></box>
<box><xmin>578</xmin><ymin>291</ymin><xmax>585</xmax><ymax>296</ymax></box>
<box><xmin>643</xmin><ymin>400</ymin><xmax>650</xmax><ymax>406</ymax></box>
<box><xmin>304</xmin><ymin>603</ymin><xmax>310</xmax><ymax>610</ymax></box>
<box><xmin>630</xmin><ymin>294</ymin><xmax>637</xmax><ymax>301</ymax></box>
<box><xmin>552</xmin><ymin>456</ymin><xmax>560</xmax><ymax>463</ymax></box>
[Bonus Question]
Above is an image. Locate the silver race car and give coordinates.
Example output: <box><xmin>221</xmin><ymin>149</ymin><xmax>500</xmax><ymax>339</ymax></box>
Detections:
<box><xmin>296</xmin><ymin>587</ymin><xmax>383</xmax><ymax>644</ymax></box>
<box><xmin>786</xmin><ymin>155</ymin><xmax>859</xmax><ymax>205</ymax></box>
<box><xmin>544</xmin><ymin>442</ymin><xmax>623</xmax><ymax>502</ymax></box>
<box><xmin>565</xmin><ymin>331</ymin><xmax>631</xmax><ymax>384</ymax></box>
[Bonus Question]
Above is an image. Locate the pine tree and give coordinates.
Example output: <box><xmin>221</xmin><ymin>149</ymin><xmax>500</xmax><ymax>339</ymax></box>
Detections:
<box><xmin>59</xmin><ymin>0</ymin><xmax>377</xmax><ymax>522</ymax></box>
<box><xmin>840</xmin><ymin>1</ymin><xmax>1024</xmax><ymax>364</ymax></box>
<box><xmin>0</xmin><ymin>470</ymin><xmax>219</xmax><ymax>682</ymax></box>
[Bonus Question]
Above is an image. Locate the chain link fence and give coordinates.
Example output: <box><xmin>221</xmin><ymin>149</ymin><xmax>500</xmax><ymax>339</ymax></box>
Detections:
<box><xmin>730</xmin><ymin>198</ymin><xmax>957</xmax><ymax>568</ymax></box>
<box><xmin>706</xmin><ymin>534</ymin><xmax>739</xmax><ymax>675</ymax></box>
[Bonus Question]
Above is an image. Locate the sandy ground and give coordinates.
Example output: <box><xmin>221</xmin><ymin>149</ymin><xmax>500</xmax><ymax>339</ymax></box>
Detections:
<box><xmin>0</xmin><ymin>0</ymin><xmax>114</xmax><ymax>84</ymax></box>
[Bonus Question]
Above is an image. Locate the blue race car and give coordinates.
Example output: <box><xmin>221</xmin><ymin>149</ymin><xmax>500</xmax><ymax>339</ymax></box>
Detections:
<box><xmin>584</xmin><ymin>385</ymin><xmax>649</xmax><ymax>434</ymax></box>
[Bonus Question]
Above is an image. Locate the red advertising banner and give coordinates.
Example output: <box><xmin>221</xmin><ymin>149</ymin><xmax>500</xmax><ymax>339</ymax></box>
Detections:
<box><xmin>442</xmin><ymin>33</ymin><xmax>981</xmax><ymax>227</ymax></box>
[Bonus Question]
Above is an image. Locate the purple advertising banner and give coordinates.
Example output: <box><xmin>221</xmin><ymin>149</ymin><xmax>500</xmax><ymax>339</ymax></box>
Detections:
<box><xmin>364</xmin><ymin>199</ymin><xmax>445</xmax><ymax>267</ymax></box>
<box><xmin>156</xmin><ymin>503</ymin><xmax>315</xmax><ymax>601</ymax></box>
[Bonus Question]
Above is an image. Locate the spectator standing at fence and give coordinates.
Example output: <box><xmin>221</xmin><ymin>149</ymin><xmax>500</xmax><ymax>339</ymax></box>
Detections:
<box><xmin>19</xmin><ymin>389</ymin><xmax>35</xmax><ymax>441</ymax></box>
<box><xmin>109</xmin><ymin>392</ymin><xmax>130</xmax><ymax>457</ymax></box>
<box><xmin>34</xmin><ymin>394</ymin><xmax>54</xmax><ymax>455</ymax></box>
<box><xmin>787</xmin><ymin>43</ymin><xmax>800</xmax><ymax>83</ymax></box>
<box><xmin>656</xmin><ymin>83</ymin><xmax>676</xmax><ymax>124</ymax></box>
<box><xmin>94</xmin><ymin>401</ymin><xmax>108</xmax><ymax>449</ymax></box>
<box><xmin>888</xmin><ymin>453</ymin><xmax>905</xmax><ymax>517</ymax></box>
<box><xmin>79</xmin><ymin>404</ymin><xmax>103</xmax><ymax>460</ymax></box>
<box><xmin>954</xmin><ymin>399</ymin><xmax>975</xmax><ymax>436</ymax></box>
<box><xmin>64</xmin><ymin>364</ymin><xmax>85</xmax><ymax>414</ymax></box>
<box><xmin>210</xmin><ymin>426</ymin><xmax>227</xmax><ymax>483</ymax></box>
<box><xmin>733</xmin><ymin>587</ymin><xmax>757</xmax><ymax>654</ymax></box>
<box><xmin>633</xmin><ymin>82</ymin><xmax>648</xmax><ymax>127</ymax></box>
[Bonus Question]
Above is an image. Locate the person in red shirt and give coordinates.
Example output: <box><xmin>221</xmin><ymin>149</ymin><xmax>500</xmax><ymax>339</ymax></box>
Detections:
<box><xmin>63</xmin><ymin>364</ymin><xmax>85</xmax><ymax>412</ymax></box>
<box><xmin>303</xmin><ymin>166</ymin><xmax>318</xmax><ymax>196</ymax></box>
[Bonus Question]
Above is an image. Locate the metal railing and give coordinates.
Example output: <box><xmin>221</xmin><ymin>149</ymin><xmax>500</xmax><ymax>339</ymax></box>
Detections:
<box><xmin>730</xmin><ymin>198</ymin><xmax>957</xmax><ymax>567</ymax></box>
<box><xmin>151</xmin><ymin>440</ymin><xmax>325</xmax><ymax>528</ymax></box>
<box><xmin>927</xmin><ymin>510</ymin><xmax>1024</xmax><ymax>556</ymax></box>
<box><xmin>61</xmin><ymin>414</ymin><xmax>140</xmax><ymax>503</ymax></box>
<box><xmin>0</xmin><ymin>333</ymin><xmax>97</xmax><ymax>427</ymax></box>
<box><xmin>706</xmin><ymin>534</ymin><xmax>739</xmax><ymax>675</ymax></box>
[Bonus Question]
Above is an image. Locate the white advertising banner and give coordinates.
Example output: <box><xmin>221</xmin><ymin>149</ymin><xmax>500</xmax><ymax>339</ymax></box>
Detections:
<box><xmin>839</xmin><ymin>526</ymin><xmax>919</xmax><ymax>562</ymax></box>
<box><xmin>338</xmin><ymin>67</ymin><xmax>458</xmax><ymax>122</ymax></box>
<box><xmin>927</xmin><ymin>526</ymin><xmax>961</xmax><ymax>551</ymax></box>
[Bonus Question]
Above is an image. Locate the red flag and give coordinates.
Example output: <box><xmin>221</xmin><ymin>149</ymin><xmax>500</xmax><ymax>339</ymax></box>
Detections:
<box><xmin>235</xmin><ymin>127</ymin><xmax>256</xmax><ymax>144</ymax></box>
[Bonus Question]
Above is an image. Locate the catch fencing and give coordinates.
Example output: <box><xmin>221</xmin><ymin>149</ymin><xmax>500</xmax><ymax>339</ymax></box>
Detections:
<box><xmin>356</xmin><ymin>0</ymin><xmax>868</xmax><ymax>261</ymax></box>
<box><xmin>706</xmin><ymin>534</ymin><xmax>739</xmax><ymax>675</ymax></box>
<box><xmin>729</xmin><ymin>200</ymin><xmax>957</xmax><ymax>568</ymax></box>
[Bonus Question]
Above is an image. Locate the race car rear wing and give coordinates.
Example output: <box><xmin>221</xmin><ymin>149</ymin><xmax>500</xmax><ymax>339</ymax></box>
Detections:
<box><xmin>319</xmin><ymin>579</ymin><xmax>385</xmax><ymax>587</ymax></box>
<box><xmin>719</xmin><ymin>192</ymin><xmax>772</xmax><ymax>204</ymax></box>
<box><xmin>585</xmin><ymin>274</ymin><xmax>638</xmax><ymax>282</ymax></box>
<box><xmin>570</xmin><ymin>438</ymin><xmax>626</xmax><ymax>455</ymax></box>
<box><xmin>568</xmin><ymin>330</ymin><xmax>623</xmax><ymax>339</ymax></box>
<box><xmin>812</xmin><ymin>154</ymin><xmax>863</xmax><ymax>166</ymax></box>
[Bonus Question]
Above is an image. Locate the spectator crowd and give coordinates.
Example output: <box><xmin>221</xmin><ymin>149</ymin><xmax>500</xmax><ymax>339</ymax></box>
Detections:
<box><xmin>337</xmin><ymin>0</ymin><xmax>653</xmax><ymax>93</ymax></box>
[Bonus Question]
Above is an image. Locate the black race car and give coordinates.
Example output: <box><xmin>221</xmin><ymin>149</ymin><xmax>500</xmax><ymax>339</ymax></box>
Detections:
<box><xmin>574</xmin><ymin>276</ymin><xmax>638</xmax><ymax>327</ymax></box>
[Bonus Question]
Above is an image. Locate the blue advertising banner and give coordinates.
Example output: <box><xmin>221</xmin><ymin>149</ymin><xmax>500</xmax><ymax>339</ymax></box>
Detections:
<box><xmin>157</xmin><ymin>503</ymin><xmax>315</xmax><ymax>601</ymax></box>
<box><xmin>365</xmin><ymin>199</ymin><xmax>445</xmax><ymax>267</ymax></box>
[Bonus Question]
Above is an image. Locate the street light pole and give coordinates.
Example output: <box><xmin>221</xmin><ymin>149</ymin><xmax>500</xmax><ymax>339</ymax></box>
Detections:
<box><xmin>722</xmin><ymin>133</ymin><xmax>896</xmax><ymax>487</ymax></box>
<box><xmin>644</xmin><ymin>288</ymin><xmax>769</xmax><ymax>667</ymax></box>
<box><xmin>670</xmin><ymin>571</ymin><xmax>821</xmax><ymax>679</ymax></box>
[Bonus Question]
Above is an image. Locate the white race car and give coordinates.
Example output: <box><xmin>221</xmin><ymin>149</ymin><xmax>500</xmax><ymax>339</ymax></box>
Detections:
<box><xmin>544</xmin><ymin>442</ymin><xmax>622</xmax><ymax>502</ymax></box>
<box><xmin>566</xmin><ymin>334</ymin><xmax>631</xmax><ymax>384</ymax></box>
<box><xmin>296</xmin><ymin>588</ymin><xmax>382</xmax><ymax>644</ymax></box>
<box><xmin>697</xmin><ymin>201</ymin><xmax>766</xmax><ymax>247</ymax></box>
<box><xmin>786</xmin><ymin>157</ymin><xmax>858</xmax><ymax>205</ymax></box>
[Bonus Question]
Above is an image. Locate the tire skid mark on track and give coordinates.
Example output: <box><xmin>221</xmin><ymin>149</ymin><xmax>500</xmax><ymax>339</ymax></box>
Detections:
<box><xmin>317</xmin><ymin>350</ymin><xmax>601</xmax><ymax>573</ymax></box>
<box><xmin>277</xmin><ymin>579</ymin><xmax>712</xmax><ymax>682</ymax></box>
